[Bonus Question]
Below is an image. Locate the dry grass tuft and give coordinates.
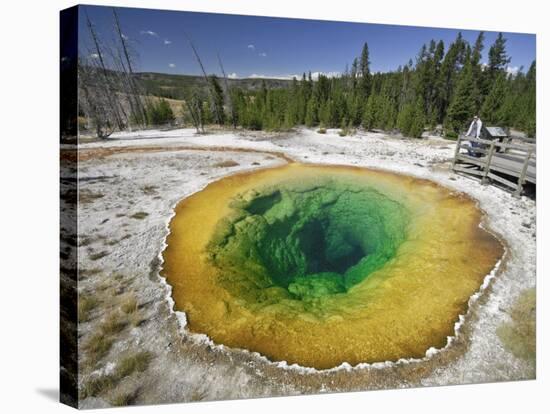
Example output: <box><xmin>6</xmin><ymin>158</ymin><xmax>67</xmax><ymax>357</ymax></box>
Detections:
<box><xmin>79</xmin><ymin>190</ymin><xmax>105</xmax><ymax>204</ymax></box>
<box><xmin>89</xmin><ymin>251</ymin><xmax>109</xmax><ymax>261</ymax></box>
<box><xmin>115</xmin><ymin>351</ymin><xmax>153</xmax><ymax>379</ymax></box>
<box><xmin>120</xmin><ymin>294</ymin><xmax>138</xmax><ymax>315</ymax></box>
<box><xmin>213</xmin><ymin>160</ymin><xmax>239</xmax><ymax>168</ymax></box>
<box><xmin>100</xmin><ymin>312</ymin><xmax>127</xmax><ymax>335</ymax></box>
<box><xmin>78</xmin><ymin>295</ymin><xmax>99</xmax><ymax>322</ymax></box>
<box><xmin>497</xmin><ymin>288</ymin><xmax>536</xmax><ymax>362</ymax></box>
<box><xmin>141</xmin><ymin>185</ymin><xmax>158</xmax><ymax>195</ymax></box>
<box><xmin>189</xmin><ymin>388</ymin><xmax>209</xmax><ymax>402</ymax></box>
<box><xmin>110</xmin><ymin>390</ymin><xmax>137</xmax><ymax>406</ymax></box>
<box><xmin>78</xmin><ymin>268</ymin><xmax>101</xmax><ymax>281</ymax></box>
<box><xmin>83</xmin><ymin>333</ymin><xmax>115</xmax><ymax>366</ymax></box>
<box><xmin>129</xmin><ymin>212</ymin><xmax>149</xmax><ymax>220</ymax></box>
<box><xmin>80</xmin><ymin>351</ymin><xmax>152</xmax><ymax>401</ymax></box>
<box><xmin>81</xmin><ymin>375</ymin><xmax>115</xmax><ymax>399</ymax></box>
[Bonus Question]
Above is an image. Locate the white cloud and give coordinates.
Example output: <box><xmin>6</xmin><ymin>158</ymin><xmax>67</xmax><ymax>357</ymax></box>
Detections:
<box><xmin>247</xmin><ymin>44</ymin><xmax>255</xmax><ymax>50</ymax></box>
<box><xmin>121</xmin><ymin>33</ymin><xmax>129</xmax><ymax>40</ymax></box>
<box><xmin>506</xmin><ymin>66</ymin><xmax>520</xmax><ymax>76</ymax></box>
<box><xmin>140</xmin><ymin>30</ymin><xmax>158</xmax><ymax>37</ymax></box>
<box><xmin>247</xmin><ymin>71</ymin><xmax>341</xmax><ymax>80</ymax></box>
<box><xmin>164</xmin><ymin>39</ymin><xmax>172</xmax><ymax>45</ymax></box>
<box><xmin>89</xmin><ymin>53</ymin><xmax>99</xmax><ymax>59</ymax></box>
<box><xmin>228</xmin><ymin>72</ymin><xmax>238</xmax><ymax>79</ymax></box>
<box><xmin>249</xmin><ymin>73</ymin><xmax>301</xmax><ymax>80</ymax></box>
<box><xmin>259</xmin><ymin>52</ymin><xmax>267</xmax><ymax>57</ymax></box>
<box><xmin>310</xmin><ymin>71</ymin><xmax>341</xmax><ymax>80</ymax></box>
<box><xmin>168</xmin><ymin>63</ymin><xmax>176</xmax><ymax>68</ymax></box>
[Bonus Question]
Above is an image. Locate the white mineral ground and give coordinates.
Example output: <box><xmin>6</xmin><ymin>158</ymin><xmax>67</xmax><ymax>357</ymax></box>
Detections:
<box><xmin>69</xmin><ymin>128</ymin><xmax>535</xmax><ymax>408</ymax></box>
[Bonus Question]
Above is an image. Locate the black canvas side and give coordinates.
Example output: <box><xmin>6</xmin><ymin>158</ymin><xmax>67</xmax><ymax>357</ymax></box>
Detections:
<box><xmin>60</xmin><ymin>4</ymin><xmax>79</xmax><ymax>409</ymax></box>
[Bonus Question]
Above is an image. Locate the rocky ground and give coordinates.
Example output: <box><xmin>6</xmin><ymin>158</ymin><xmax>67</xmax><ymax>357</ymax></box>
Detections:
<box><xmin>64</xmin><ymin>127</ymin><xmax>536</xmax><ymax>408</ymax></box>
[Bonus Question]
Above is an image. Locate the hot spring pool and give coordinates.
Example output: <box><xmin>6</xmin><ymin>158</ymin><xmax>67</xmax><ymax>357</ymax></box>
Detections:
<box><xmin>162</xmin><ymin>164</ymin><xmax>503</xmax><ymax>369</ymax></box>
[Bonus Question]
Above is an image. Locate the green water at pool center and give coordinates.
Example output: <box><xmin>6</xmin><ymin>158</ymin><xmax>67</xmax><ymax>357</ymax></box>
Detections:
<box><xmin>207</xmin><ymin>178</ymin><xmax>411</xmax><ymax>302</ymax></box>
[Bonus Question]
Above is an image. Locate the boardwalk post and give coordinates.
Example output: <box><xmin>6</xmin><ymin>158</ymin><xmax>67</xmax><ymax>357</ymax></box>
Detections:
<box><xmin>451</xmin><ymin>136</ymin><xmax>461</xmax><ymax>170</ymax></box>
<box><xmin>481</xmin><ymin>141</ymin><xmax>495</xmax><ymax>184</ymax></box>
<box><xmin>514</xmin><ymin>149</ymin><xmax>533</xmax><ymax>197</ymax></box>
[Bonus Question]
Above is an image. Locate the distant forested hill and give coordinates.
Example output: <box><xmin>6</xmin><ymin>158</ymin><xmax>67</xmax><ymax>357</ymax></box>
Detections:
<box><xmin>135</xmin><ymin>72</ymin><xmax>292</xmax><ymax>100</ymax></box>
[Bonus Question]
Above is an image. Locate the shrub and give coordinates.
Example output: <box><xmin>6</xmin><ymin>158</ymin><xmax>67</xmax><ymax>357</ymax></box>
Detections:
<box><xmin>444</xmin><ymin>130</ymin><xmax>459</xmax><ymax>140</ymax></box>
<box><xmin>145</xmin><ymin>99</ymin><xmax>175</xmax><ymax>126</ymax></box>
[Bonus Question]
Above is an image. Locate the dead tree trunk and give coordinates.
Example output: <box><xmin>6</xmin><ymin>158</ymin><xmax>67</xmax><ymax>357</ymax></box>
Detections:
<box><xmin>184</xmin><ymin>32</ymin><xmax>224</xmax><ymax>126</ymax></box>
<box><xmin>112</xmin><ymin>8</ymin><xmax>147</xmax><ymax>126</ymax></box>
<box><xmin>185</xmin><ymin>89</ymin><xmax>205</xmax><ymax>134</ymax></box>
<box><xmin>78</xmin><ymin>60</ymin><xmax>114</xmax><ymax>139</ymax></box>
<box><xmin>217</xmin><ymin>53</ymin><xmax>237</xmax><ymax>128</ymax></box>
<box><xmin>85</xmin><ymin>10</ymin><xmax>126</xmax><ymax>131</ymax></box>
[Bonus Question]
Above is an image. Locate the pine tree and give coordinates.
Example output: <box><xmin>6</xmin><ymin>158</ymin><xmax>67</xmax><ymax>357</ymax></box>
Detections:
<box><xmin>145</xmin><ymin>98</ymin><xmax>175</xmax><ymax>125</ymax></box>
<box><xmin>202</xmin><ymin>100</ymin><xmax>213</xmax><ymax>125</ymax></box>
<box><xmin>471</xmin><ymin>32</ymin><xmax>485</xmax><ymax>110</ymax></box>
<box><xmin>436</xmin><ymin>32</ymin><xmax>465</xmax><ymax>123</ymax></box>
<box><xmin>427</xmin><ymin>40</ymin><xmax>445</xmax><ymax>126</ymax></box>
<box><xmin>209</xmin><ymin>75</ymin><xmax>225</xmax><ymax>125</ymax></box>
<box><xmin>444</xmin><ymin>57</ymin><xmax>476</xmax><ymax>136</ymax></box>
<box><xmin>397</xmin><ymin>103</ymin><xmax>415</xmax><ymax>136</ymax></box>
<box><xmin>483</xmin><ymin>33</ymin><xmax>510</xmax><ymax>97</ymax></box>
<box><xmin>362</xmin><ymin>95</ymin><xmax>377</xmax><ymax>130</ymax></box>
<box><xmin>408</xmin><ymin>97</ymin><xmax>425</xmax><ymax>138</ymax></box>
<box><xmin>305</xmin><ymin>95</ymin><xmax>319</xmax><ymax>127</ymax></box>
<box><xmin>481</xmin><ymin>71</ymin><xmax>508</xmax><ymax>123</ymax></box>
<box><xmin>158</xmin><ymin>99</ymin><xmax>175</xmax><ymax>124</ymax></box>
<box><xmin>359</xmin><ymin>42</ymin><xmax>371</xmax><ymax>99</ymax></box>
<box><xmin>487</xmin><ymin>33</ymin><xmax>510</xmax><ymax>74</ymax></box>
<box><xmin>522</xmin><ymin>61</ymin><xmax>536</xmax><ymax>137</ymax></box>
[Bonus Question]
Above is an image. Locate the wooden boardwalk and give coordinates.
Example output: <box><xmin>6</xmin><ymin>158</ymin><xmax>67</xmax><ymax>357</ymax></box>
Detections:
<box><xmin>452</xmin><ymin>136</ymin><xmax>536</xmax><ymax>196</ymax></box>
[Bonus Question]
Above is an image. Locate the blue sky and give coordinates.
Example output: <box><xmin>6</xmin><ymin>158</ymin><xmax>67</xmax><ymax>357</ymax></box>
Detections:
<box><xmin>78</xmin><ymin>5</ymin><xmax>536</xmax><ymax>79</ymax></box>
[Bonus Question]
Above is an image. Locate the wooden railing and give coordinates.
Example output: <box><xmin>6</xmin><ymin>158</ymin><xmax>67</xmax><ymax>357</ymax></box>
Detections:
<box><xmin>451</xmin><ymin>136</ymin><xmax>536</xmax><ymax>196</ymax></box>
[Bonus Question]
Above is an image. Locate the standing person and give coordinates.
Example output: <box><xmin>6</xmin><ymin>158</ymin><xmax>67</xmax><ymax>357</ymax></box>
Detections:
<box><xmin>466</xmin><ymin>115</ymin><xmax>483</xmax><ymax>157</ymax></box>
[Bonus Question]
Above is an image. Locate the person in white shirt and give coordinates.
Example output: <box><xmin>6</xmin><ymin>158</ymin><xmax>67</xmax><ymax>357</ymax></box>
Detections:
<box><xmin>466</xmin><ymin>115</ymin><xmax>483</xmax><ymax>157</ymax></box>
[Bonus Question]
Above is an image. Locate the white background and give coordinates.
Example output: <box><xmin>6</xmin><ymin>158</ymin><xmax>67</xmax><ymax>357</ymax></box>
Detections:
<box><xmin>0</xmin><ymin>0</ymin><xmax>547</xmax><ymax>412</ymax></box>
